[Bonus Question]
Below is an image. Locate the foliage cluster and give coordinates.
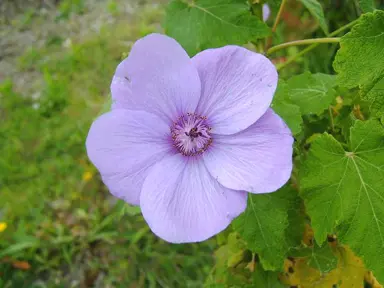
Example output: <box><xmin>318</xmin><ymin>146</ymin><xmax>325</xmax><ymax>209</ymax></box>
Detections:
<box><xmin>163</xmin><ymin>0</ymin><xmax>384</xmax><ymax>286</ymax></box>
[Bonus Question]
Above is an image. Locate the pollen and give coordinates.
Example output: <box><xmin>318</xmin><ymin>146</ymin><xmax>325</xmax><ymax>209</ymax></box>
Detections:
<box><xmin>170</xmin><ymin>113</ymin><xmax>212</xmax><ymax>156</ymax></box>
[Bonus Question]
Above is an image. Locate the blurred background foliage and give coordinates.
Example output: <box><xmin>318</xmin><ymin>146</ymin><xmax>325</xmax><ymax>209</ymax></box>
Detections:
<box><xmin>1</xmin><ymin>0</ymin><xmax>383</xmax><ymax>287</ymax></box>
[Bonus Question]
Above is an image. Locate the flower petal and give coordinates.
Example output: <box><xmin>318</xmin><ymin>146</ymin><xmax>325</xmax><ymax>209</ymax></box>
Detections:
<box><xmin>86</xmin><ymin>109</ymin><xmax>173</xmax><ymax>205</ymax></box>
<box><xmin>140</xmin><ymin>155</ymin><xmax>247</xmax><ymax>243</ymax></box>
<box><xmin>203</xmin><ymin>109</ymin><xmax>293</xmax><ymax>193</ymax></box>
<box><xmin>193</xmin><ymin>46</ymin><xmax>278</xmax><ymax>135</ymax></box>
<box><xmin>111</xmin><ymin>33</ymin><xmax>201</xmax><ymax>123</ymax></box>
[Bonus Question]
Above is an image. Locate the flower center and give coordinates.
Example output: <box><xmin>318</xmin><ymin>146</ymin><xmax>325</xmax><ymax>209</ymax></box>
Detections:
<box><xmin>171</xmin><ymin>113</ymin><xmax>212</xmax><ymax>156</ymax></box>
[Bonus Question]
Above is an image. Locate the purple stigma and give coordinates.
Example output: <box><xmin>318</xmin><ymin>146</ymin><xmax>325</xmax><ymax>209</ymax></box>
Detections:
<box><xmin>171</xmin><ymin>113</ymin><xmax>212</xmax><ymax>156</ymax></box>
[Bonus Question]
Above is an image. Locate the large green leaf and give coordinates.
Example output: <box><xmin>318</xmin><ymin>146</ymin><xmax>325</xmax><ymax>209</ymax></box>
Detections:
<box><xmin>286</xmin><ymin>72</ymin><xmax>337</xmax><ymax>116</ymax></box>
<box><xmin>298</xmin><ymin>0</ymin><xmax>328</xmax><ymax>34</ymax></box>
<box><xmin>300</xmin><ymin>120</ymin><xmax>384</xmax><ymax>282</ymax></box>
<box><xmin>333</xmin><ymin>11</ymin><xmax>384</xmax><ymax>100</ymax></box>
<box><xmin>233</xmin><ymin>186</ymin><xmax>303</xmax><ymax>271</ymax></box>
<box><xmin>271</xmin><ymin>81</ymin><xmax>303</xmax><ymax>135</ymax></box>
<box><xmin>164</xmin><ymin>0</ymin><xmax>270</xmax><ymax>56</ymax></box>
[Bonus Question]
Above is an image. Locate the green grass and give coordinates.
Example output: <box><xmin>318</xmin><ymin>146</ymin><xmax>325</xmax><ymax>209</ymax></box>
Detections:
<box><xmin>0</xmin><ymin>4</ymin><xmax>215</xmax><ymax>287</ymax></box>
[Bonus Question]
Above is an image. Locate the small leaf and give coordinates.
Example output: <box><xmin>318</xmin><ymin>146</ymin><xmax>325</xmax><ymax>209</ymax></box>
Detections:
<box><xmin>298</xmin><ymin>0</ymin><xmax>328</xmax><ymax>34</ymax></box>
<box><xmin>358</xmin><ymin>0</ymin><xmax>375</xmax><ymax>13</ymax></box>
<box><xmin>164</xmin><ymin>0</ymin><xmax>270</xmax><ymax>56</ymax></box>
<box><xmin>272</xmin><ymin>81</ymin><xmax>303</xmax><ymax>135</ymax></box>
<box><xmin>286</xmin><ymin>72</ymin><xmax>337</xmax><ymax>116</ymax></box>
<box><xmin>300</xmin><ymin>119</ymin><xmax>384</xmax><ymax>282</ymax></box>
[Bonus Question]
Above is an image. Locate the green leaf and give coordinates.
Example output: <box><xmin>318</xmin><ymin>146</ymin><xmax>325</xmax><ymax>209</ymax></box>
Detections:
<box><xmin>284</xmin><ymin>191</ymin><xmax>306</xmax><ymax>249</ymax></box>
<box><xmin>233</xmin><ymin>186</ymin><xmax>303</xmax><ymax>270</ymax></box>
<box><xmin>164</xmin><ymin>0</ymin><xmax>270</xmax><ymax>56</ymax></box>
<box><xmin>300</xmin><ymin>119</ymin><xmax>384</xmax><ymax>282</ymax></box>
<box><xmin>298</xmin><ymin>0</ymin><xmax>328</xmax><ymax>34</ymax></box>
<box><xmin>358</xmin><ymin>0</ymin><xmax>375</xmax><ymax>13</ymax></box>
<box><xmin>252</xmin><ymin>264</ymin><xmax>286</xmax><ymax>287</ymax></box>
<box><xmin>271</xmin><ymin>81</ymin><xmax>303</xmax><ymax>135</ymax></box>
<box><xmin>285</xmin><ymin>72</ymin><xmax>337</xmax><ymax>116</ymax></box>
<box><xmin>364</xmin><ymin>77</ymin><xmax>384</xmax><ymax>118</ymax></box>
<box><xmin>333</xmin><ymin>11</ymin><xmax>384</xmax><ymax>93</ymax></box>
<box><xmin>290</xmin><ymin>244</ymin><xmax>338</xmax><ymax>274</ymax></box>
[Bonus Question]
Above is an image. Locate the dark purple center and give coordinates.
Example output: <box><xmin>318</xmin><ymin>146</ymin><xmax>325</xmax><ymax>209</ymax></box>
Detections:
<box><xmin>171</xmin><ymin>113</ymin><xmax>212</xmax><ymax>156</ymax></box>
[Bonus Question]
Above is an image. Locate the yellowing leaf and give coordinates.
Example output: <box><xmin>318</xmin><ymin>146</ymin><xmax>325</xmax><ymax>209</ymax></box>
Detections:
<box><xmin>281</xmin><ymin>246</ymin><xmax>367</xmax><ymax>287</ymax></box>
<box><xmin>337</xmin><ymin>246</ymin><xmax>366</xmax><ymax>288</ymax></box>
<box><xmin>365</xmin><ymin>271</ymin><xmax>383</xmax><ymax>288</ymax></box>
<box><xmin>82</xmin><ymin>171</ymin><xmax>93</xmax><ymax>182</ymax></box>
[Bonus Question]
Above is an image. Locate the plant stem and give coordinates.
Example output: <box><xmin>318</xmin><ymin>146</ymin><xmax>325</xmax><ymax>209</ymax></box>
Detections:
<box><xmin>266</xmin><ymin>0</ymin><xmax>287</xmax><ymax>49</ymax></box>
<box><xmin>329</xmin><ymin>19</ymin><xmax>358</xmax><ymax>36</ymax></box>
<box><xmin>276</xmin><ymin>19</ymin><xmax>358</xmax><ymax>70</ymax></box>
<box><xmin>267</xmin><ymin>38</ymin><xmax>340</xmax><ymax>55</ymax></box>
<box><xmin>272</xmin><ymin>0</ymin><xmax>287</xmax><ymax>33</ymax></box>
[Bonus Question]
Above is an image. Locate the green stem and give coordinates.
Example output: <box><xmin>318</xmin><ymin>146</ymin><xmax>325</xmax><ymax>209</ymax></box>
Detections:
<box><xmin>329</xmin><ymin>106</ymin><xmax>335</xmax><ymax>132</ymax></box>
<box><xmin>267</xmin><ymin>38</ymin><xmax>340</xmax><ymax>55</ymax></box>
<box><xmin>272</xmin><ymin>0</ymin><xmax>287</xmax><ymax>33</ymax></box>
<box><xmin>266</xmin><ymin>0</ymin><xmax>287</xmax><ymax>49</ymax></box>
<box><xmin>276</xmin><ymin>19</ymin><xmax>358</xmax><ymax>70</ymax></box>
<box><xmin>329</xmin><ymin>19</ymin><xmax>358</xmax><ymax>36</ymax></box>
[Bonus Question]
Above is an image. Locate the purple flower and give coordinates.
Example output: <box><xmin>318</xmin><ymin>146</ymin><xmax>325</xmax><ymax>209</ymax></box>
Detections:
<box><xmin>86</xmin><ymin>34</ymin><xmax>293</xmax><ymax>243</ymax></box>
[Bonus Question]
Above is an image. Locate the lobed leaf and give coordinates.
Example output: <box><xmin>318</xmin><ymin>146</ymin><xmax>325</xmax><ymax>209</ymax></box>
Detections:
<box><xmin>333</xmin><ymin>10</ymin><xmax>384</xmax><ymax>117</ymax></box>
<box><xmin>300</xmin><ymin>119</ymin><xmax>384</xmax><ymax>282</ymax></box>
